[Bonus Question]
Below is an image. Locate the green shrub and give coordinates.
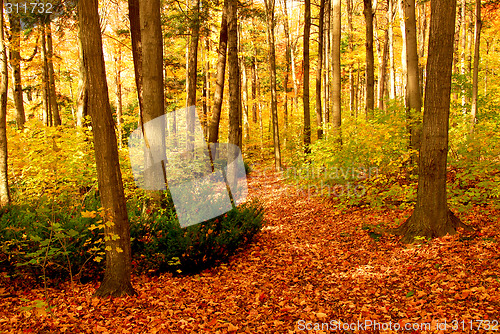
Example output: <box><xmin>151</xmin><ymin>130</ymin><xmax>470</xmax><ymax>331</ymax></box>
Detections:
<box><xmin>130</xmin><ymin>199</ymin><xmax>264</xmax><ymax>275</ymax></box>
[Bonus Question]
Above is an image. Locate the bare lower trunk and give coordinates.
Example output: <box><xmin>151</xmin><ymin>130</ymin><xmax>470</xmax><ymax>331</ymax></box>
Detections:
<box><xmin>363</xmin><ymin>0</ymin><xmax>375</xmax><ymax>117</ymax></box>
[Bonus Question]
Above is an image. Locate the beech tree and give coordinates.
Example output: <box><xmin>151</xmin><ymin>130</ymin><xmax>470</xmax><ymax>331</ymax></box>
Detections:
<box><xmin>393</xmin><ymin>0</ymin><xmax>472</xmax><ymax>243</ymax></box>
<box><xmin>78</xmin><ymin>0</ymin><xmax>135</xmax><ymax>297</ymax></box>
<box><xmin>315</xmin><ymin>0</ymin><xmax>325</xmax><ymax>140</ymax></box>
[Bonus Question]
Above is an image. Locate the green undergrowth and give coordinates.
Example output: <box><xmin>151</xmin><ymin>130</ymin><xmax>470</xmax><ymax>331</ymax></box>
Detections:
<box><xmin>285</xmin><ymin>106</ymin><xmax>500</xmax><ymax>212</ymax></box>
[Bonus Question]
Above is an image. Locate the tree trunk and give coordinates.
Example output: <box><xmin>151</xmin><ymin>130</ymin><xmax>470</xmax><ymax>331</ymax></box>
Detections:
<box><xmin>241</xmin><ymin>60</ymin><xmax>249</xmax><ymax>141</ymax></box>
<box><xmin>128</xmin><ymin>0</ymin><xmax>144</xmax><ymax>115</ymax></box>
<box><xmin>265</xmin><ymin>0</ymin><xmax>282</xmax><ymax>170</ymax></box>
<box><xmin>398</xmin><ymin>0</ymin><xmax>407</xmax><ymax>101</ymax></box>
<box><xmin>78</xmin><ymin>0</ymin><xmax>135</xmax><ymax>297</ymax></box>
<box><xmin>187</xmin><ymin>0</ymin><xmax>201</xmax><ymax>153</ymax></box>
<box><xmin>7</xmin><ymin>13</ymin><xmax>25</xmax><ymax>129</ymax></box>
<box><xmin>347</xmin><ymin>0</ymin><xmax>355</xmax><ymax>113</ymax></box>
<box><xmin>46</xmin><ymin>21</ymin><xmax>61</xmax><ymax>126</ymax></box>
<box><xmin>460</xmin><ymin>0</ymin><xmax>467</xmax><ymax>113</ymax></box>
<box><xmin>378</xmin><ymin>30</ymin><xmax>389</xmax><ymax>111</ymax></box>
<box><xmin>227</xmin><ymin>0</ymin><xmax>239</xmax><ymax>149</ymax></box>
<box><xmin>0</xmin><ymin>0</ymin><xmax>10</xmax><ymax>207</ymax></box>
<box><xmin>332</xmin><ymin>0</ymin><xmax>341</xmax><ymax>143</ymax></box>
<box><xmin>303</xmin><ymin>0</ymin><xmax>311</xmax><ymax>152</ymax></box>
<box><xmin>470</xmin><ymin>0</ymin><xmax>481</xmax><ymax>133</ymax></box>
<box><xmin>388</xmin><ymin>0</ymin><xmax>396</xmax><ymax>99</ymax></box>
<box><xmin>404</xmin><ymin>0</ymin><xmax>422</xmax><ymax>151</ymax></box>
<box><xmin>76</xmin><ymin>30</ymin><xmax>88</xmax><ymax>128</ymax></box>
<box><xmin>41</xmin><ymin>24</ymin><xmax>51</xmax><ymax>126</ymax></box>
<box><xmin>251</xmin><ymin>56</ymin><xmax>257</xmax><ymax>124</ymax></box>
<box><xmin>115</xmin><ymin>43</ymin><xmax>123</xmax><ymax>149</ymax></box>
<box><xmin>363</xmin><ymin>0</ymin><xmax>375</xmax><ymax>117</ymax></box>
<box><xmin>315</xmin><ymin>0</ymin><xmax>325</xmax><ymax>140</ymax></box>
<box><xmin>208</xmin><ymin>0</ymin><xmax>227</xmax><ymax>144</ymax></box>
<box><xmin>202</xmin><ymin>38</ymin><xmax>209</xmax><ymax>139</ymax></box>
<box><xmin>392</xmin><ymin>0</ymin><xmax>471</xmax><ymax>243</ymax></box>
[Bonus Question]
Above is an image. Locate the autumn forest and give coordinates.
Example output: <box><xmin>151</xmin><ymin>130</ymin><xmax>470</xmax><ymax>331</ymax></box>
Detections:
<box><xmin>0</xmin><ymin>0</ymin><xmax>499</xmax><ymax>332</ymax></box>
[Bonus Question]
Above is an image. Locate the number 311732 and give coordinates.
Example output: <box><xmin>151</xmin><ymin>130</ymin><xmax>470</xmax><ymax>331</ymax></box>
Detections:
<box><xmin>5</xmin><ymin>2</ymin><xmax>53</xmax><ymax>14</ymax></box>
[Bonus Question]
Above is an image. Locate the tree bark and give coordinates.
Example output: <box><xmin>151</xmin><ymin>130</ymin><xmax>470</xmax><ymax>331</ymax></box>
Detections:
<box><xmin>404</xmin><ymin>0</ymin><xmax>422</xmax><ymax>151</ymax></box>
<box><xmin>315</xmin><ymin>0</ymin><xmax>325</xmax><ymax>140</ymax></box>
<box><xmin>388</xmin><ymin>0</ymin><xmax>396</xmax><ymax>100</ymax></box>
<box><xmin>128</xmin><ymin>0</ymin><xmax>144</xmax><ymax>117</ymax></box>
<box><xmin>208</xmin><ymin>0</ymin><xmax>228</xmax><ymax>144</ymax></box>
<box><xmin>470</xmin><ymin>0</ymin><xmax>481</xmax><ymax>133</ymax></box>
<box><xmin>76</xmin><ymin>30</ymin><xmax>88</xmax><ymax>128</ymax></box>
<box><xmin>332</xmin><ymin>0</ymin><xmax>341</xmax><ymax>143</ymax></box>
<box><xmin>187</xmin><ymin>0</ymin><xmax>201</xmax><ymax>153</ymax></box>
<box><xmin>46</xmin><ymin>21</ymin><xmax>61</xmax><ymax>126</ymax></box>
<box><xmin>7</xmin><ymin>13</ymin><xmax>25</xmax><ymax>129</ymax></box>
<box><xmin>363</xmin><ymin>0</ymin><xmax>375</xmax><ymax>117</ymax></box>
<box><xmin>41</xmin><ymin>24</ymin><xmax>51</xmax><ymax>126</ymax></box>
<box><xmin>0</xmin><ymin>0</ymin><xmax>10</xmax><ymax>207</ymax></box>
<box><xmin>265</xmin><ymin>0</ymin><xmax>282</xmax><ymax>170</ymax></box>
<box><xmin>78</xmin><ymin>0</ymin><xmax>135</xmax><ymax>297</ymax></box>
<box><xmin>303</xmin><ymin>0</ymin><xmax>311</xmax><ymax>152</ymax></box>
<box><xmin>392</xmin><ymin>0</ymin><xmax>471</xmax><ymax>243</ymax></box>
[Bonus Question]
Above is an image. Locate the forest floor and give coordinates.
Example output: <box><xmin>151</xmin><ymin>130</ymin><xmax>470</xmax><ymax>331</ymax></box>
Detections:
<box><xmin>1</xmin><ymin>167</ymin><xmax>499</xmax><ymax>333</ymax></box>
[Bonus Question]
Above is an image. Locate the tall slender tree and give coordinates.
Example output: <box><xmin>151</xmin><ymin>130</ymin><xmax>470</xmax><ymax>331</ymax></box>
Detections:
<box><xmin>208</xmin><ymin>0</ymin><xmax>228</xmax><ymax>144</ymax></box>
<box><xmin>0</xmin><ymin>0</ymin><xmax>10</xmax><ymax>207</ymax></box>
<box><xmin>332</xmin><ymin>0</ymin><xmax>341</xmax><ymax>143</ymax></box>
<box><xmin>315</xmin><ymin>0</ymin><xmax>326</xmax><ymax>140</ymax></box>
<box><xmin>78</xmin><ymin>0</ymin><xmax>135</xmax><ymax>297</ymax></box>
<box><xmin>470</xmin><ymin>0</ymin><xmax>482</xmax><ymax>133</ymax></box>
<box><xmin>393</xmin><ymin>0</ymin><xmax>471</xmax><ymax>243</ymax></box>
<box><xmin>303</xmin><ymin>0</ymin><xmax>311</xmax><ymax>152</ymax></box>
<box><xmin>363</xmin><ymin>0</ymin><xmax>375</xmax><ymax>117</ymax></box>
<box><xmin>404</xmin><ymin>0</ymin><xmax>422</xmax><ymax>151</ymax></box>
<box><xmin>264</xmin><ymin>0</ymin><xmax>282</xmax><ymax>170</ymax></box>
<box><xmin>7</xmin><ymin>12</ymin><xmax>25</xmax><ymax>129</ymax></box>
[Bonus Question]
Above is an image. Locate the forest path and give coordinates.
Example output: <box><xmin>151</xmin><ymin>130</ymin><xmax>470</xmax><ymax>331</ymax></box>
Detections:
<box><xmin>1</xmin><ymin>168</ymin><xmax>499</xmax><ymax>333</ymax></box>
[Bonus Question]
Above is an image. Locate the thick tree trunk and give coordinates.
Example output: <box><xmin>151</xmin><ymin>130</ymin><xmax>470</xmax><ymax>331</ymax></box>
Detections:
<box><xmin>265</xmin><ymin>0</ymin><xmax>282</xmax><ymax>170</ymax></box>
<box><xmin>404</xmin><ymin>0</ymin><xmax>422</xmax><ymax>151</ymax></box>
<box><xmin>303</xmin><ymin>0</ymin><xmax>311</xmax><ymax>152</ymax></box>
<box><xmin>470</xmin><ymin>0</ymin><xmax>481</xmax><ymax>133</ymax></box>
<box><xmin>363</xmin><ymin>0</ymin><xmax>375</xmax><ymax>117</ymax></box>
<box><xmin>0</xmin><ymin>0</ymin><xmax>10</xmax><ymax>207</ymax></box>
<box><xmin>7</xmin><ymin>13</ymin><xmax>25</xmax><ymax>129</ymax></box>
<box><xmin>332</xmin><ymin>0</ymin><xmax>341</xmax><ymax>143</ymax></box>
<box><xmin>315</xmin><ymin>0</ymin><xmax>325</xmax><ymax>140</ymax></box>
<box><xmin>78</xmin><ymin>0</ymin><xmax>135</xmax><ymax>297</ymax></box>
<box><xmin>208</xmin><ymin>0</ymin><xmax>227</xmax><ymax>144</ymax></box>
<box><xmin>46</xmin><ymin>22</ymin><xmax>61</xmax><ymax>126</ymax></box>
<box><xmin>392</xmin><ymin>0</ymin><xmax>471</xmax><ymax>243</ymax></box>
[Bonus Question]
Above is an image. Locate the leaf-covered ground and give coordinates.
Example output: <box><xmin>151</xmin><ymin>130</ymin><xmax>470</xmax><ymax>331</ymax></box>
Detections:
<box><xmin>1</xmin><ymin>168</ymin><xmax>499</xmax><ymax>333</ymax></box>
